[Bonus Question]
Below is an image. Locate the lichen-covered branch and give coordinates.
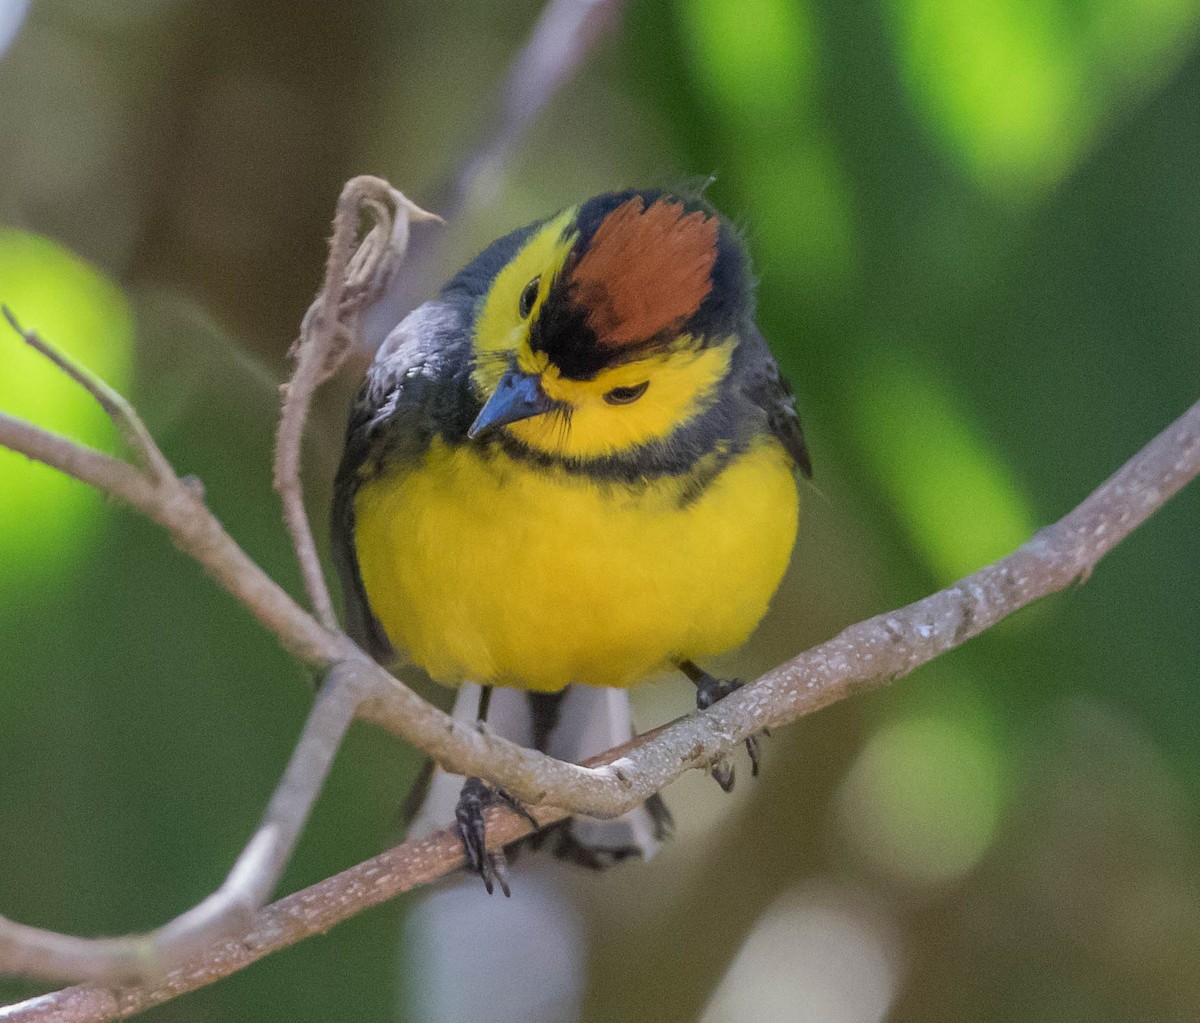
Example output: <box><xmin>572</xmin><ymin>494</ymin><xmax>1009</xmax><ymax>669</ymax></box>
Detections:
<box><xmin>353</xmin><ymin>398</ymin><xmax>1200</xmax><ymax>818</ymax></box>
<box><xmin>4</xmin><ymin>397</ymin><xmax>1198</xmax><ymax>1022</ymax></box>
<box><xmin>0</xmin><ymin>809</ymin><xmax>556</xmax><ymax>1023</ymax></box>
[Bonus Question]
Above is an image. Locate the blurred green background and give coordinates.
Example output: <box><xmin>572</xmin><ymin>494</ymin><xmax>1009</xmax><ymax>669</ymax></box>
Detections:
<box><xmin>2</xmin><ymin>1</ymin><xmax>1199</xmax><ymax>1020</ymax></box>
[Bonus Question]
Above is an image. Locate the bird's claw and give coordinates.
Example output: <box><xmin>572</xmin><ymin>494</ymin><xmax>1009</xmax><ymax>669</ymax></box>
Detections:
<box><xmin>694</xmin><ymin>672</ymin><xmax>741</xmax><ymax>710</ymax></box>
<box><xmin>710</xmin><ymin>757</ymin><xmax>736</xmax><ymax>793</ymax></box>
<box><xmin>455</xmin><ymin>776</ymin><xmax>537</xmax><ymax>896</ymax></box>
<box><xmin>691</xmin><ymin>672</ymin><xmax>765</xmax><ymax>791</ymax></box>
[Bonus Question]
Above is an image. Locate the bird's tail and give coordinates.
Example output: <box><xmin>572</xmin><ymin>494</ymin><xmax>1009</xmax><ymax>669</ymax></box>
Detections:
<box><xmin>405</xmin><ymin>683</ymin><xmax>671</xmax><ymax>865</ymax></box>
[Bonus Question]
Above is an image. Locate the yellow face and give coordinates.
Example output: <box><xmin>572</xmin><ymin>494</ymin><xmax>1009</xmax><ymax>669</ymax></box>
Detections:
<box><xmin>470</xmin><ymin>212</ymin><xmax>735</xmax><ymax>459</ymax></box>
<box><xmin>507</xmin><ymin>341</ymin><xmax>734</xmax><ymax>458</ymax></box>
<box><xmin>472</xmin><ymin>208</ymin><xmax>577</xmax><ymax>380</ymax></box>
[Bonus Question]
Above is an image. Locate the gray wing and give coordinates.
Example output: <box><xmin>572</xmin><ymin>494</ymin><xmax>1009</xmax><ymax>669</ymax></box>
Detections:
<box><xmin>739</xmin><ymin>327</ymin><xmax>813</xmax><ymax>478</ymax></box>
<box><xmin>331</xmin><ymin>300</ymin><xmax>468</xmax><ymax>662</ymax></box>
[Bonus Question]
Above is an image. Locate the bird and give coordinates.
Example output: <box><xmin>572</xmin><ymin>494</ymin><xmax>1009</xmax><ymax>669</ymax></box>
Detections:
<box><xmin>332</xmin><ymin>188</ymin><xmax>811</xmax><ymax>894</ymax></box>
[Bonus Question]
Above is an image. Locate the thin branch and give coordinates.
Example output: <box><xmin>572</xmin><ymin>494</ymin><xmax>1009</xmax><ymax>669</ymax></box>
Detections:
<box><xmin>1</xmin><ymin>307</ymin><xmax>173</xmax><ymax>481</ymax></box>
<box><xmin>3</xmin><ymin>398</ymin><xmax>1198</xmax><ymax>1020</ymax></box>
<box><xmin>0</xmin><ymin>314</ymin><xmax>370</xmax><ymax>983</ymax></box>
<box><xmin>274</xmin><ymin>177</ymin><xmax>439</xmax><ymax>632</ymax></box>
<box><xmin>449</xmin><ymin>0</ymin><xmax>623</xmax><ymax>218</ymax></box>
<box><xmin>0</xmin><ymin>810</ymin><xmax>554</xmax><ymax>1023</ymax></box>
<box><xmin>0</xmin><ymin>662</ymin><xmax>366</xmax><ymax>986</ymax></box>
<box><xmin>0</xmin><ymin>181</ymin><xmax>443</xmax><ymax>989</ymax></box>
<box><xmin>0</xmin><ymin>409</ymin><xmax>337</xmax><ymax>668</ymax></box>
<box><xmin>2</xmin><ymin>740</ymin><xmax>639</xmax><ymax>1023</ymax></box>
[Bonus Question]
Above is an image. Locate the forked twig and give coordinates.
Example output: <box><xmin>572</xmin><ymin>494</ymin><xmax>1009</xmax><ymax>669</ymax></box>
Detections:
<box><xmin>0</xmin><ymin>318</ymin><xmax>627</xmax><ymax>811</ymax></box>
<box><xmin>0</xmin><ymin>650</ymin><xmax>365</xmax><ymax>986</ymax></box>
<box><xmin>2</xmin><ymin>306</ymin><xmax>173</xmax><ymax>482</ymax></box>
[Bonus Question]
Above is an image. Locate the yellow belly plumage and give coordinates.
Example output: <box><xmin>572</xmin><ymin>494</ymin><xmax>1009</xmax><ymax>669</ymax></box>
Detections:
<box><xmin>354</xmin><ymin>438</ymin><xmax>799</xmax><ymax>692</ymax></box>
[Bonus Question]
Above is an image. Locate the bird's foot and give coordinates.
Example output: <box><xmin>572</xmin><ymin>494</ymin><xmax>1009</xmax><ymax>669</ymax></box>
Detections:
<box><xmin>455</xmin><ymin>776</ymin><xmax>538</xmax><ymax>896</ymax></box>
<box><xmin>644</xmin><ymin>791</ymin><xmax>675</xmax><ymax>842</ymax></box>
<box><xmin>685</xmin><ymin>666</ymin><xmax>764</xmax><ymax>793</ymax></box>
<box><xmin>546</xmin><ymin>823</ymin><xmax>645</xmax><ymax>870</ymax></box>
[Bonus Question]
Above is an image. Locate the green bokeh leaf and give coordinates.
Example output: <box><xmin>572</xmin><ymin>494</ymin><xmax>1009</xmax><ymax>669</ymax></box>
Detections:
<box><xmin>847</xmin><ymin>346</ymin><xmax>1037</xmax><ymax>584</ymax></box>
<box><xmin>888</xmin><ymin>0</ymin><xmax>1200</xmax><ymax>193</ymax></box>
<box><xmin>0</xmin><ymin>228</ymin><xmax>134</xmax><ymax>586</ymax></box>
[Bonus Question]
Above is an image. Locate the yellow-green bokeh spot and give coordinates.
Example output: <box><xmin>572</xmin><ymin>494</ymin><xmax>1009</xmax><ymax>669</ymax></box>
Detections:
<box><xmin>675</xmin><ymin>0</ymin><xmax>855</xmax><ymax>289</ymax></box>
<box><xmin>0</xmin><ymin>229</ymin><xmax>134</xmax><ymax>588</ymax></box>
<box><xmin>838</xmin><ymin>711</ymin><xmax>1007</xmax><ymax>888</ymax></box>
<box><xmin>848</xmin><ymin>347</ymin><xmax>1035</xmax><ymax>585</ymax></box>
<box><xmin>888</xmin><ymin>0</ymin><xmax>1200</xmax><ymax>194</ymax></box>
<box><xmin>676</xmin><ymin>0</ymin><xmax>815</xmax><ymax>121</ymax></box>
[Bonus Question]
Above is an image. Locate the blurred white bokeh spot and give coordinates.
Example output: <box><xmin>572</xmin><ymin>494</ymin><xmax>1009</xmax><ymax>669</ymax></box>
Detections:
<box><xmin>402</xmin><ymin>869</ymin><xmax>587</xmax><ymax>1023</ymax></box>
<box><xmin>836</xmin><ymin>712</ymin><xmax>1005</xmax><ymax>888</ymax></box>
<box><xmin>0</xmin><ymin>0</ymin><xmax>28</xmax><ymax>55</ymax></box>
<box><xmin>700</xmin><ymin>884</ymin><xmax>902</xmax><ymax>1023</ymax></box>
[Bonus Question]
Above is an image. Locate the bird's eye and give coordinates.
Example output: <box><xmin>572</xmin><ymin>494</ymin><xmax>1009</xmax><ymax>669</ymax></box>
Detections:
<box><xmin>519</xmin><ymin>276</ymin><xmax>540</xmax><ymax>318</ymax></box>
<box><xmin>603</xmin><ymin>381</ymin><xmax>649</xmax><ymax>405</ymax></box>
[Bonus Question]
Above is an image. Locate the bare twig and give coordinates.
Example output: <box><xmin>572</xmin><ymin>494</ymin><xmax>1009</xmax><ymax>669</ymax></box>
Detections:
<box><xmin>0</xmin><ymin>410</ymin><xmax>336</xmax><ymax>666</ymax></box>
<box><xmin>2</xmin><ymin>306</ymin><xmax>173</xmax><ymax>481</ymax></box>
<box><xmin>450</xmin><ymin>0</ymin><xmax>623</xmax><ymax>218</ymax></box>
<box><xmin>274</xmin><ymin>177</ymin><xmax>440</xmax><ymax>631</ymax></box>
<box><xmin>5</xmin><ymin>395</ymin><xmax>1200</xmax><ymax>1021</ymax></box>
<box><xmin>0</xmin><ymin>810</ymin><xmax>554</xmax><ymax>1023</ymax></box>
<box><xmin>0</xmin><ymin>326</ymin><xmax>623</xmax><ymax>811</ymax></box>
<box><xmin>0</xmin><ymin>659</ymin><xmax>365</xmax><ymax>986</ymax></box>
<box><xmin>2</xmin><ymin>731</ymin><xmax>656</xmax><ymax>1022</ymax></box>
<box><xmin>0</xmin><ymin>304</ymin><xmax>379</xmax><ymax>983</ymax></box>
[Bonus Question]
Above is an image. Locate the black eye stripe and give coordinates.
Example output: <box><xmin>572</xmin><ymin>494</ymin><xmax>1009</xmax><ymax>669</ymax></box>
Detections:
<box><xmin>519</xmin><ymin>276</ymin><xmax>540</xmax><ymax>318</ymax></box>
<box><xmin>603</xmin><ymin>381</ymin><xmax>649</xmax><ymax>405</ymax></box>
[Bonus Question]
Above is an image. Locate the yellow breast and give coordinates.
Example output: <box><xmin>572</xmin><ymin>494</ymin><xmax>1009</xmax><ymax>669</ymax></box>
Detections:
<box><xmin>353</xmin><ymin>438</ymin><xmax>799</xmax><ymax>692</ymax></box>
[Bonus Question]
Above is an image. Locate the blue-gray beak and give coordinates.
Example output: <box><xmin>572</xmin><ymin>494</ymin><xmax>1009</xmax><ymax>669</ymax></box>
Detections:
<box><xmin>468</xmin><ymin>368</ymin><xmax>558</xmax><ymax>439</ymax></box>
